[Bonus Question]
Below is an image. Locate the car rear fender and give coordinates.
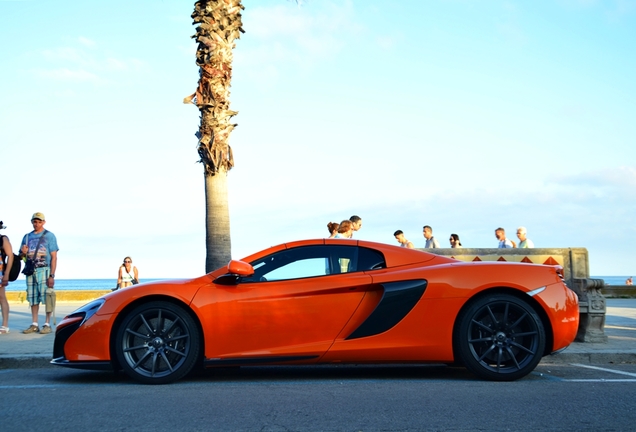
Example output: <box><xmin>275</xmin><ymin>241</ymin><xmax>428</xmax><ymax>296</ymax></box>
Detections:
<box><xmin>451</xmin><ymin>287</ymin><xmax>555</xmax><ymax>361</ymax></box>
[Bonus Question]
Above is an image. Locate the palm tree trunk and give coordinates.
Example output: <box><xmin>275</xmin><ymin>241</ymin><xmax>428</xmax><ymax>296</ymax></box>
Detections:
<box><xmin>186</xmin><ymin>0</ymin><xmax>244</xmax><ymax>272</ymax></box>
<box><xmin>205</xmin><ymin>170</ymin><xmax>231</xmax><ymax>272</ymax></box>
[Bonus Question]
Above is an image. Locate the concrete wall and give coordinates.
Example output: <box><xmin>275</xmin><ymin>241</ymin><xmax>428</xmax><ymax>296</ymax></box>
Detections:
<box><xmin>6</xmin><ymin>290</ymin><xmax>111</xmax><ymax>303</ymax></box>
<box><xmin>416</xmin><ymin>247</ymin><xmax>591</xmax><ymax>286</ymax></box>
<box><xmin>603</xmin><ymin>286</ymin><xmax>636</xmax><ymax>298</ymax></box>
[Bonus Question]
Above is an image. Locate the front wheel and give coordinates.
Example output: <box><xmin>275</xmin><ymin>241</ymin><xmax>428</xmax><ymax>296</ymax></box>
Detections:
<box><xmin>455</xmin><ymin>294</ymin><xmax>545</xmax><ymax>381</ymax></box>
<box><xmin>115</xmin><ymin>301</ymin><xmax>200</xmax><ymax>384</ymax></box>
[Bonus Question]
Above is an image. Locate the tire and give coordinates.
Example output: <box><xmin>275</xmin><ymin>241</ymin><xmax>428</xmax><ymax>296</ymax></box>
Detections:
<box><xmin>455</xmin><ymin>294</ymin><xmax>545</xmax><ymax>381</ymax></box>
<box><xmin>115</xmin><ymin>301</ymin><xmax>200</xmax><ymax>384</ymax></box>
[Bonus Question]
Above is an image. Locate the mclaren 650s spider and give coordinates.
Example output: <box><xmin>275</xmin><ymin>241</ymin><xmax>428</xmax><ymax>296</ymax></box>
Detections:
<box><xmin>52</xmin><ymin>239</ymin><xmax>579</xmax><ymax>384</ymax></box>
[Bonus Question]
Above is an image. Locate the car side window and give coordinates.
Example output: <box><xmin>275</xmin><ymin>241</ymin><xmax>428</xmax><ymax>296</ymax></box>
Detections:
<box><xmin>263</xmin><ymin>257</ymin><xmax>327</xmax><ymax>280</ymax></box>
<box><xmin>358</xmin><ymin>247</ymin><xmax>387</xmax><ymax>271</ymax></box>
<box><xmin>243</xmin><ymin>245</ymin><xmax>366</xmax><ymax>282</ymax></box>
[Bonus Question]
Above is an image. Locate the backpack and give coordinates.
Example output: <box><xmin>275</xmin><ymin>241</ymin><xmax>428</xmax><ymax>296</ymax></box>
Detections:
<box><xmin>0</xmin><ymin>235</ymin><xmax>22</xmax><ymax>282</ymax></box>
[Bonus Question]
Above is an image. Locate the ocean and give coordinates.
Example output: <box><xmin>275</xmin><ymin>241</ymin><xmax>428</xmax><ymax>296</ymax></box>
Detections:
<box><xmin>593</xmin><ymin>276</ymin><xmax>633</xmax><ymax>286</ymax></box>
<box><xmin>5</xmin><ymin>275</ymin><xmax>632</xmax><ymax>291</ymax></box>
<box><xmin>4</xmin><ymin>278</ymin><xmax>175</xmax><ymax>291</ymax></box>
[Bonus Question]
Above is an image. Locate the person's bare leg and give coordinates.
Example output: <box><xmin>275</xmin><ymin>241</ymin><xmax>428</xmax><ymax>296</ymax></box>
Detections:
<box><xmin>0</xmin><ymin>287</ymin><xmax>9</xmax><ymax>328</ymax></box>
<box><xmin>31</xmin><ymin>303</ymin><xmax>39</xmax><ymax>325</ymax></box>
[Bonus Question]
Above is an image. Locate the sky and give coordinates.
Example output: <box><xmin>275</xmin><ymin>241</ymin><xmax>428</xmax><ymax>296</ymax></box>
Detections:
<box><xmin>1</xmin><ymin>0</ymin><xmax>635</xmax><ymax>280</ymax></box>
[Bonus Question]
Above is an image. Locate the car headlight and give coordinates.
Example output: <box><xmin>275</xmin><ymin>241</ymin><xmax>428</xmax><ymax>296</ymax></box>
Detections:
<box><xmin>65</xmin><ymin>298</ymin><xmax>106</xmax><ymax>327</ymax></box>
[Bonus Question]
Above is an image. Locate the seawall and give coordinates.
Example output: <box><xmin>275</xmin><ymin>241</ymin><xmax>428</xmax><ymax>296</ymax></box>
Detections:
<box><xmin>5</xmin><ymin>285</ymin><xmax>634</xmax><ymax>305</ymax></box>
<box><xmin>6</xmin><ymin>290</ymin><xmax>112</xmax><ymax>303</ymax></box>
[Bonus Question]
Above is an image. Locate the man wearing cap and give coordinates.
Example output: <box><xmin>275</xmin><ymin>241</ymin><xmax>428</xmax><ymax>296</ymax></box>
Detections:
<box><xmin>19</xmin><ymin>212</ymin><xmax>59</xmax><ymax>334</ymax></box>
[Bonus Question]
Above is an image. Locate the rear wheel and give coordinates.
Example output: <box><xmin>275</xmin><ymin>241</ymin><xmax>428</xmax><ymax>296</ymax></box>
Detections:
<box><xmin>455</xmin><ymin>294</ymin><xmax>545</xmax><ymax>381</ymax></box>
<box><xmin>115</xmin><ymin>301</ymin><xmax>200</xmax><ymax>384</ymax></box>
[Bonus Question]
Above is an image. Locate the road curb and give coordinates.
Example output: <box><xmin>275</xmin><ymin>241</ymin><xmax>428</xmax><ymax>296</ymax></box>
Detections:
<box><xmin>540</xmin><ymin>352</ymin><xmax>636</xmax><ymax>365</ymax></box>
<box><xmin>0</xmin><ymin>355</ymin><xmax>54</xmax><ymax>370</ymax></box>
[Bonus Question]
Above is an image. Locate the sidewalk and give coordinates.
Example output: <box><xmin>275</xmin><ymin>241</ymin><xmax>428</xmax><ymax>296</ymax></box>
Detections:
<box><xmin>1</xmin><ymin>299</ymin><xmax>635</xmax><ymax>370</ymax></box>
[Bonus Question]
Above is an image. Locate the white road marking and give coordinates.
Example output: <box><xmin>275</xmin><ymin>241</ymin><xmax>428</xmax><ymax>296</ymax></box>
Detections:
<box><xmin>564</xmin><ymin>379</ymin><xmax>636</xmax><ymax>382</ymax></box>
<box><xmin>604</xmin><ymin>325</ymin><xmax>636</xmax><ymax>331</ymax></box>
<box><xmin>571</xmin><ymin>363</ymin><xmax>636</xmax><ymax>378</ymax></box>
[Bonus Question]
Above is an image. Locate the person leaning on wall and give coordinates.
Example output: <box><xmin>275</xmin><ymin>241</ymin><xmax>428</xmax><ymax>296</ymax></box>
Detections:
<box><xmin>516</xmin><ymin>226</ymin><xmax>534</xmax><ymax>248</ymax></box>
<box><xmin>449</xmin><ymin>233</ymin><xmax>462</xmax><ymax>248</ymax></box>
<box><xmin>117</xmin><ymin>256</ymin><xmax>139</xmax><ymax>289</ymax></box>
<box><xmin>394</xmin><ymin>230</ymin><xmax>415</xmax><ymax>249</ymax></box>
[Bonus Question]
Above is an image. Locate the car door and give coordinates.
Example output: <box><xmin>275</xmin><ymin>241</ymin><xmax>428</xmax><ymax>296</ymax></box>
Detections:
<box><xmin>202</xmin><ymin>245</ymin><xmax>374</xmax><ymax>360</ymax></box>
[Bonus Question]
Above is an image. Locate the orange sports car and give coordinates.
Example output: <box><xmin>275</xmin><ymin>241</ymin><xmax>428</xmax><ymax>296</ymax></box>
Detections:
<box><xmin>52</xmin><ymin>239</ymin><xmax>579</xmax><ymax>384</ymax></box>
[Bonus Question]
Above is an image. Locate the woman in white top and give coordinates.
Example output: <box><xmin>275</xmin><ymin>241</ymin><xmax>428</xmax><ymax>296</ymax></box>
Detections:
<box><xmin>117</xmin><ymin>256</ymin><xmax>139</xmax><ymax>288</ymax></box>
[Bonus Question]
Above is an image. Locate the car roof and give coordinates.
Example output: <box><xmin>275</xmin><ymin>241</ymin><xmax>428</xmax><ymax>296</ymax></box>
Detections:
<box><xmin>242</xmin><ymin>238</ymin><xmax>448</xmax><ymax>269</ymax></box>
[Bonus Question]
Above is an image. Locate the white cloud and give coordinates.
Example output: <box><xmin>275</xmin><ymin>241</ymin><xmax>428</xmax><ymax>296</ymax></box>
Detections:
<box><xmin>36</xmin><ymin>41</ymin><xmax>146</xmax><ymax>84</ymax></box>
<box><xmin>78</xmin><ymin>36</ymin><xmax>96</xmax><ymax>48</ymax></box>
<box><xmin>34</xmin><ymin>68</ymin><xmax>103</xmax><ymax>83</ymax></box>
<box><xmin>496</xmin><ymin>22</ymin><xmax>527</xmax><ymax>44</ymax></box>
<box><xmin>42</xmin><ymin>47</ymin><xmax>86</xmax><ymax>63</ymax></box>
<box><xmin>235</xmin><ymin>1</ymin><xmax>361</xmax><ymax>82</ymax></box>
<box><xmin>376</xmin><ymin>34</ymin><xmax>404</xmax><ymax>50</ymax></box>
<box><xmin>105</xmin><ymin>57</ymin><xmax>129</xmax><ymax>71</ymax></box>
<box><xmin>557</xmin><ymin>0</ymin><xmax>599</xmax><ymax>8</ymax></box>
<box><xmin>550</xmin><ymin>167</ymin><xmax>636</xmax><ymax>198</ymax></box>
<box><xmin>557</xmin><ymin>0</ymin><xmax>636</xmax><ymax>19</ymax></box>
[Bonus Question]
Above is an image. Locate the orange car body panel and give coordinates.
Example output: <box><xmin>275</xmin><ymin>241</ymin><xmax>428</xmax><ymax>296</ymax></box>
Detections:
<box><xmin>56</xmin><ymin>239</ymin><xmax>579</xmax><ymax>366</ymax></box>
<box><xmin>193</xmin><ymin>273</ymin><xmax>371</xmax><ymax>359</ymax></box>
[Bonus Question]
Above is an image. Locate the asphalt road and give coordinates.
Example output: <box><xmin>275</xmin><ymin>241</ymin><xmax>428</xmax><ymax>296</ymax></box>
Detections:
<box><xmin>2</xmin><ymin>363</ymin><xmax>636</xmax><ymax>431</ymax></box>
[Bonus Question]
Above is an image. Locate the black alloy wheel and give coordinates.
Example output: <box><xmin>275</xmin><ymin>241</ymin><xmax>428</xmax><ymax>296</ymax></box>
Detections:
<box><xmin>115</xmin><ymin>301</ymin><xmax>200</xmax><ymax>384</ymax></box>
<box><xmin>455</xmin><ymin>294</ymin><xmax>546</xmax><ymax>381</ymax></box>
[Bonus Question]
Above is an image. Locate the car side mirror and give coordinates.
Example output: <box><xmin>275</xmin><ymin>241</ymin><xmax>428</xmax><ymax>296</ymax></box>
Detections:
<box><xmin>227</xmin><ymin>260</ymin><xmax>254</xmax><ymax>276</ymax></box>
<box><xmin>213</xmin><ymin>260</ymin><xmax>255</xmax><ymax>286</ymax></box>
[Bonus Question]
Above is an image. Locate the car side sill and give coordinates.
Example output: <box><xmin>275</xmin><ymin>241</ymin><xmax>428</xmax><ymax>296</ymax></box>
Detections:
<box><xmin>204</xmin><ymin>355</ymin><xmax>318</xmax><ymax>366</ymax></box>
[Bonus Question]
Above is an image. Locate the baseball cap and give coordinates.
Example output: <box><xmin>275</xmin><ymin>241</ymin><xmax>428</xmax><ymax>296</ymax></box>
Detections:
<box><xmin>31</xmin><ymin>212</ymin><xmax>46</xmax><ymax>221</ymax></box>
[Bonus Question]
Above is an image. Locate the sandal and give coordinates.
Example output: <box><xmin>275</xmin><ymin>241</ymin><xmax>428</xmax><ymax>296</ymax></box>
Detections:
<box><xmin>0</xmin><ymin>326</ymin><xmax>9</xmax><ymax>334</ymax></box>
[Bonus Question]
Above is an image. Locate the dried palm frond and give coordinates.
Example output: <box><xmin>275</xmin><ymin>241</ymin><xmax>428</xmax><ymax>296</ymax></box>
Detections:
<box><xmin>188</xmin><ymin>0</ymin><xmax>245</xmax><ymax>176</ymax></box>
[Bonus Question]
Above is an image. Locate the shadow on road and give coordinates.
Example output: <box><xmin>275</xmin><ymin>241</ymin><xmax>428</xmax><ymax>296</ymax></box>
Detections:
<box><xmin>45</xmin><ymin>363</ymin><xmax>532</xmax><ymax>385</ymax></box>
